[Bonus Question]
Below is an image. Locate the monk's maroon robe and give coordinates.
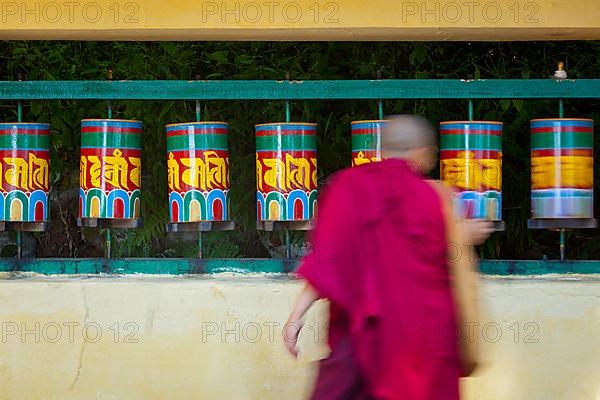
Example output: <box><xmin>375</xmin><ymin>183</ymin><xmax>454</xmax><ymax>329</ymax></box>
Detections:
<box><xmin>297</xmin><ymin>159</ymin><xmax>460</xmax><ymax>400</ymax></box>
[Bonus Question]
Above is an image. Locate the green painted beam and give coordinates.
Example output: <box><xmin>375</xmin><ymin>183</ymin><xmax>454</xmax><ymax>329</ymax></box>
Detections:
<box><xmin>0</xmin><ymin>258</ymin><xmax>599</xmax><ymax>275</ymax></box>
<box><xmin>1</xmin><ymin>79</ymin><xmax>600</xmax><ymax>101</ymax></box>
<box><xmin>0</xmin><ymin>258</ymin><xmax>295</xmax><ymax>275</ymax></box>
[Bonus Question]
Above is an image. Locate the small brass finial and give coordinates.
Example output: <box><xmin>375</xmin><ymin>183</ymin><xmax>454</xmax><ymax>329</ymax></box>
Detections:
<box><xmin>554</xmin><ymin>62</ymin><xmax>567</xmax><ymax>79</ymax></box>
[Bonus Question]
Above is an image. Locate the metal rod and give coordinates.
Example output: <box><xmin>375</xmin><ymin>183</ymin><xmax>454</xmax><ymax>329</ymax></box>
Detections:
<box><xmin>284</xmin><ymin>73</ymin><xmax>292</xmax><ymax>258</ymax></box>
<box><xmin>195</xmin><ymin>80</ymin><xmax>204</xmax><ymax>259</ymax></box>
<box><xmin>285</xmin><ymin>72</ymin><xmax>292</xmax><ymax>122</ymax></box>
<box><xmin>105</xmin><ymin>74</ymin><xmax>115</xmax><ymax>271</ymax></box>
<box><xmin>198</xmin><ymin>231</ymin><xmax>204</xmax><ymax>259</ymax></box>
<box><xmin>105</xmin><ymin>229</ymin><xmax>112</xmax><ymax>259</ymax></box>
<box><xmin>559</xmin><ymin>99</ymin><xmax>564</xmax><ymax>118</ymax></box>
<box><xmin>104</xmin><ymin>94</ymin><xmax>115</xmax><ymax>262</ymax></box>
<box><xmin>285</xmin><ymin>229</ymin><xmax>291</xmax><ymax>259</ymax></box>
<box><xmin>107</xmin><ymin>69</ymin><xmax>113</xmax><ymax>119</ymax></box>
<box><xmin>16</xmin><ymin>98</ymin><xmax>23</xmax><ymax>259</ymax></box>
<box><xmin>16</xmin><ymin>231</ymin><xmax>22</xmax><ymax>259</ymax></box>
<box><xmin>559</xmin><ymin>97</ymin><xmax>565</xmax><ymax>260</ymax></box>
<box><xmin>377</xmin><ymin>70</ymin><xmax>384</xmax><ymax>120</ymax></box>
<box><xmin>468</xmin><ymin>100</ymin><xmax>474</xmax><ymax>121</ymax></box>
<box><xmin>196</xmin><ymin>78</ymin><xmax>204</xmax><ymax>259</ymax></box>
<box><xmin>559</xmin><ymin>229</ymin><xmax>566</xmax><ymax>260</ymax></box>
<box><xmin>468</xmin><ymin>98</ymin><xmax>483</xmax><ymax>257</ymax></box>
<box><xmin>285</xmin><ymin>101</ymin><xmax>291</xmax><ymax>123</ymax></box>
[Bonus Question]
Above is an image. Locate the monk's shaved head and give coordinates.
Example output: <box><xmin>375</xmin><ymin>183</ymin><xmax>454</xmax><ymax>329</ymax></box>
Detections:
<box><xmin>382</xmin><ymin>114</ymin><xmax>437</xmax><ymax>154</ymax></box>
<box><xmin>381</xmin><ymin>114</ymin><xmax>438</xmax><ymax>173</ymax></box>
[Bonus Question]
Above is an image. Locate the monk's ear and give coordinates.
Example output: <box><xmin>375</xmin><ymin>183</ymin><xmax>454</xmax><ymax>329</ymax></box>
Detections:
<box><xmin>415</xmin><ymin>146</ymin><xmax>437</xmax><ymax>173</ymax></box>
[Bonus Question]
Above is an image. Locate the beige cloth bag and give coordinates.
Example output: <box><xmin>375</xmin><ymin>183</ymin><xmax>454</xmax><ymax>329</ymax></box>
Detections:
<box><xmin>428</xmin><ymin>180</ymin><xmax>481</xmax><ymax>376</ymax></box>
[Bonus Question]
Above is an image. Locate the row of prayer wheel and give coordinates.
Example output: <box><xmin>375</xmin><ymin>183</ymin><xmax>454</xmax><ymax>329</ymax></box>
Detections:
<box><xmin>439</xmin><ymin>118</ymin><xmax>594</xmax><ymax>226</ymax></box>
<box><xmin>444</xmin><ymin>118</ymin><xmax>595</xmax><ymax>227</ymax></box>
<box><xmin>0</xmin><ymin>118</ymin><xmax>594</xmax><ymax>230</ymax></box>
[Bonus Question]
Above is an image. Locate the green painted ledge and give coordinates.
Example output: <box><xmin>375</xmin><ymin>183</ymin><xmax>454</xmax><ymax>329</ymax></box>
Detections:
<box><xmin>0</xmin><ymin>258</ymin><xmax>599</xmax><ymax>275</ymax></box>
<box><xmin>2</xmin><ymin>79</ymin><xmax>600</xmax><ymax>100</ymax></box>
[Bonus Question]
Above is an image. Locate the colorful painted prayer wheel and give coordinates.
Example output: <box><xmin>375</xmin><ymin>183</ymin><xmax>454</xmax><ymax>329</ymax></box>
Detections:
<box><xmin>530</xmin><ymin>118</ymin><xmax>594</xmax><ymax>220</ymax></box>
<box><xmin>0</xmin><ymin>123</ymin><xmax>50</xmax><ymax>223</ymax></box>
<box><xmin>440</xmin><ymin>121</ymin><xmax>503</xmax><ymax>221</ymax></box>
<box><xmin>351</xmin><ymin>120</ymin><xmax>384</xmax><ymax>166</ymax></box>
<box><xmin>256</xmin><ymin>123</ymin><xmax>317</xmax><ymax>225</ymax></box>
<box><xmin>166</xmin><ymin>122</ymin><xmax>230</xmax><ymax>224</ymax></box>
<box><xmin>79</xmin><ymin>119</ymin><xmax>142</xmax><ymax>223</ymax></box>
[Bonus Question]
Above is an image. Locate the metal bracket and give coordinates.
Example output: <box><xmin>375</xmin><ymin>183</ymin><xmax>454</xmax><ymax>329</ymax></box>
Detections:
<box><xmin>492</xmin><ymin>221</ymin><xmax>506</xmax><ymax>231</ymax></box>
<box><xmin>527</xmin><ymin>218</ymin><xmax>598</xmax><ymax>230</ymax></box>
<box><xmin>166</xmin><ymin>221</ymin><xmax>235</xmax><ymax>232</ymax></box>
<box><xmin>256</xmin><ymin>220</ymin><xmax>314</xmax><ymax>231</ymax></box>
<box><xmin>77</xmin><ymin>218</ymin><xmax>143</xmax><ymax>229</ymax></box>
<box><xmin>5</xmin><ymin>221</ymin><xmax>49</xmax><ymax>232</ymax></box>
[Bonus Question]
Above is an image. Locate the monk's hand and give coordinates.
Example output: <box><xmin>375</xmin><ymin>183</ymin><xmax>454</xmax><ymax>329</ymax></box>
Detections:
<box><xmin>461</xmin><ymin>219</ymin><xmax>494</xmax><ymax>245</ymax></box>
<box><xmin>283</xmin><ymin>318</ymin><xmax>303</xmax><ymax>357</ymax></box>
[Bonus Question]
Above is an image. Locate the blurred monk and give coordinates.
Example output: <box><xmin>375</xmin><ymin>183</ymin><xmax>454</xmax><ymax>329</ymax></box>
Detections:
<box><xmin>285</xmin><ymin>115</ymin><xmax>493</xmax><ymax>400</ymax></box>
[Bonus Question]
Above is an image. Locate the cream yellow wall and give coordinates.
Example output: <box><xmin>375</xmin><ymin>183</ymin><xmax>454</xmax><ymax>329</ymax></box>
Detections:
<box><xmin>1</xmin><ymin>0</ymin><xmax>600</xmax><ymax>40</ymax></box>
<box><xmin>0</xmin><ymin>273</ymin><xmax>598</xmax><ymax>400</ymax></box>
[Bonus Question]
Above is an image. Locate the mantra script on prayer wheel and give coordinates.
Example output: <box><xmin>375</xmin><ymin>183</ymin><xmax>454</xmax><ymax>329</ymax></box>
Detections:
<box><xmin>440</xmin><ymin>121</ymin><xmax>503</xmax><ymax>221</ymax></box>
<box><xmin>166</xmin><ymin>122</ymin><xmax>230</xmax><ymax>223</ymax></box>
<box><xmin>0</xmin><ymin>123</ymin><xmax>50</xmax><ymax>222</ymax></box>
<box><xmin>79</xmin><ymin>119</ymin><xmax>142</xmax><ymax>220</ymax></box>
<box><xmin>351</xmin><ymin>120</ymin><xmax>384</xmax><ymax>167</ymax></box>
<box><xmin>255</xmin><ymin>123</ymin><xmax>317</xmax><ymax>221</ymax></box>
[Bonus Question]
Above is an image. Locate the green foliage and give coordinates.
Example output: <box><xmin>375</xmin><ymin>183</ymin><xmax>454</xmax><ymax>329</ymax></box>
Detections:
<box><xmin>1</xmin><ymin>41</ymin><xmax>600</xmax><ymax>259</ymax></box>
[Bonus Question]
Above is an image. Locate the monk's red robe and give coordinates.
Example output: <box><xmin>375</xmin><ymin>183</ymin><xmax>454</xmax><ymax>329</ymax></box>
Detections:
<box><xmin>297</xmin><ymin>158</ymin><xmax>461</xmax><ymax>400</ymax></box>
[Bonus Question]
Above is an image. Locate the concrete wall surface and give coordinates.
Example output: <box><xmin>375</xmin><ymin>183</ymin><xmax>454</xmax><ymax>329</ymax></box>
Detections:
<box><xmin>0</xmin><ymin>273</ymin><xmax>598</xmax><ymax>400</ymax></box>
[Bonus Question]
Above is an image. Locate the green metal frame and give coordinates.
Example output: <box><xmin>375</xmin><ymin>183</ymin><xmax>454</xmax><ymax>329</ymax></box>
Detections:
<box><xmin>1</xmin><ymin>79</ymin><xmax>600</xmax><ymax>100</ymax></box>
<box><xmin>0</xmin><ymin>259</ymin><xmax>599</xmax><ymax>275</ymax></box>
<box><xmin>1</xmin><ymin>78</ymin><xmax>600</xmax><ymax>275</ymax></box>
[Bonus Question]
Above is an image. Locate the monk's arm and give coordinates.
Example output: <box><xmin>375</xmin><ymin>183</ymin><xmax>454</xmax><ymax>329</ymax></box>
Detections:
<box><xmin>288</xmin><ymin>282</ymin><xmax>320</xmax><ymax>322</ymax></box>
<box><xmin>285</xmin><ymin>173</ymin><xmax>355</xmax><ymax>356</ymax></box>
<box><xmin>284</xmin><ymin>282</ymin><xmax>320</xmax><ymax>356</ymax></box>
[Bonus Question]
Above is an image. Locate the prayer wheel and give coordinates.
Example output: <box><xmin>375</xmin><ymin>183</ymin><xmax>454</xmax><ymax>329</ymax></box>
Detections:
<box><xmin>0</xmin><ymin>122</ymin><xmax>50</xmax><ymax>223</ymax></box>
<box><xmin>79</xmin><ymin>119</ymin><xmax>142</xmax><ymax>223</ymax></box>
<box><xmin>166</xmin><ymin>122</ymin><xmax>230</xmax><ymax>223</ymax></box>
<box><xmin>255</xmin><ymin>123</ymin><xmax>317</xmax><ymax>225</ymax></box>
<box><xmin>530</xmin><ymin>118</ymin><xmax>594</xmax><ymax>220</ymax></box>
<box><xmin>440</xmin><ymin>121</ymin><xmax>503</xmax><ymax>221</ymax></box>
<box><xmin>351</xmin><ymin>120</ymin><xmax>384</xmax><ymax>166</ymax></box>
